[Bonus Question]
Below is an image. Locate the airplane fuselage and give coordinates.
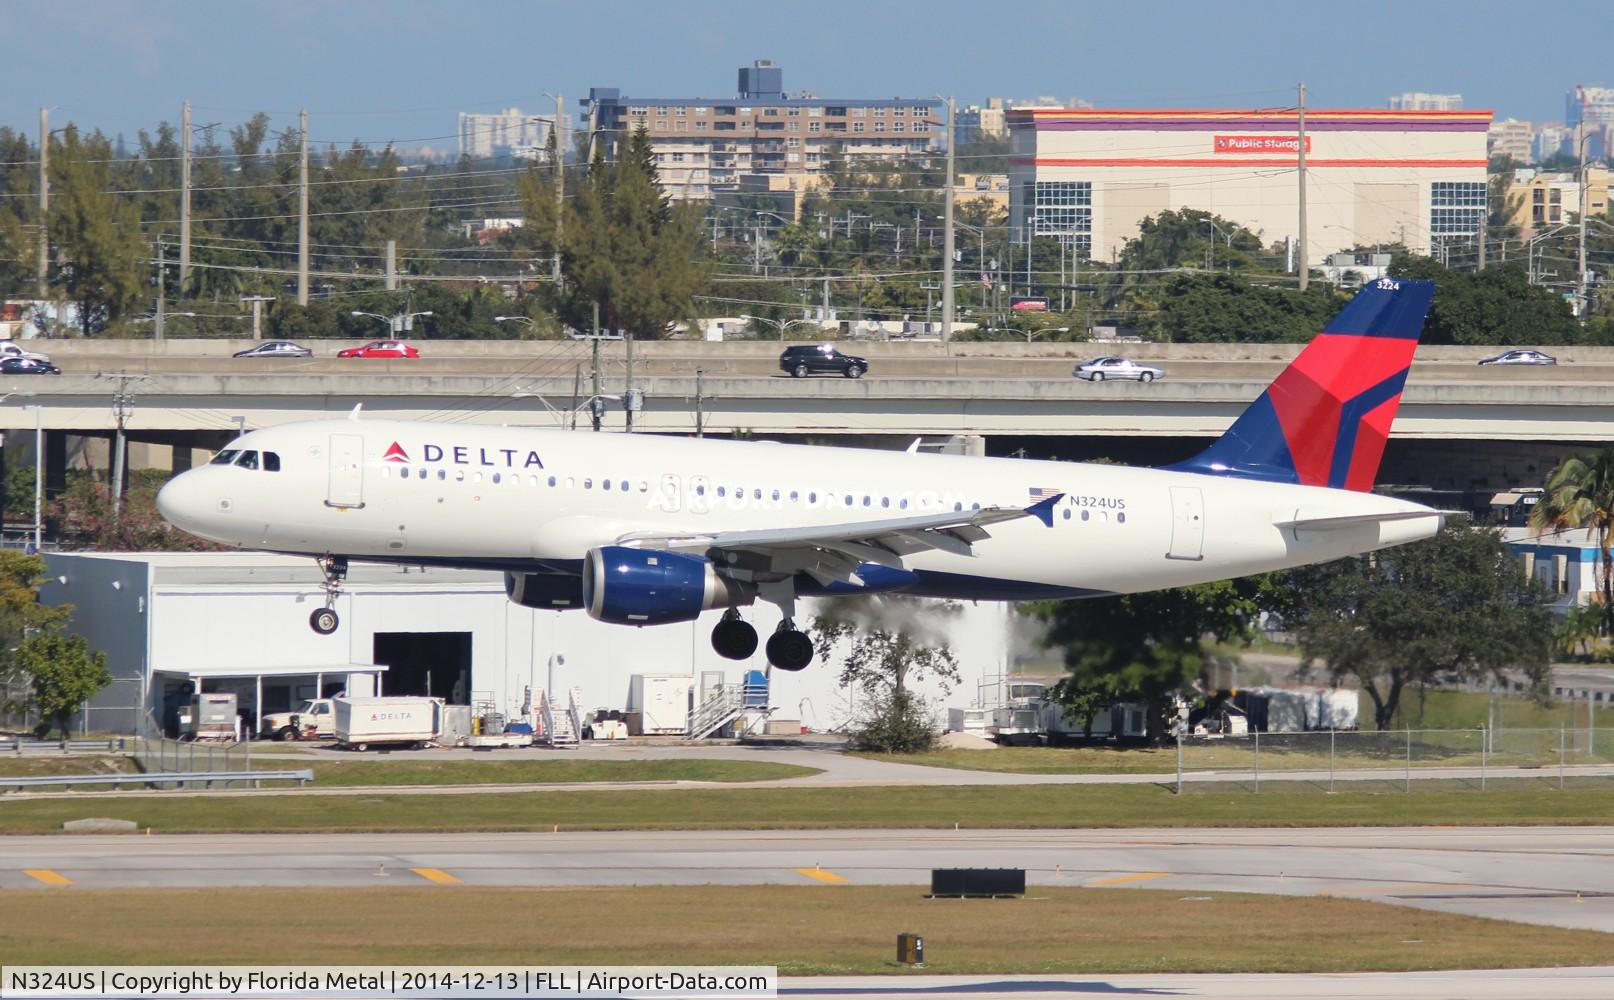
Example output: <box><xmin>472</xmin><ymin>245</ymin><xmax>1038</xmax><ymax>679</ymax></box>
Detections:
<box><xmin>158</xmin><ymin>418</ymin><xmax>1438</xmax><ymax>600</ymax></box>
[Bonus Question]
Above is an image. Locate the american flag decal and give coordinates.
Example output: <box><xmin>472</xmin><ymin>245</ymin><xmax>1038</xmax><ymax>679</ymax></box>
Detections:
<box><xmin>1027</xmin><ymin>487</ymin><xmax>1061</xmax><ymax>503</ymax></box>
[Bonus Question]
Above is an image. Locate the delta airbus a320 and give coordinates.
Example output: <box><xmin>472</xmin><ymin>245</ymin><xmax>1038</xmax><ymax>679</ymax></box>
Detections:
<box><xmin>157</xmin><ymin>278</ymin><xmax>1442</xmax><ymax>672</ymax></box>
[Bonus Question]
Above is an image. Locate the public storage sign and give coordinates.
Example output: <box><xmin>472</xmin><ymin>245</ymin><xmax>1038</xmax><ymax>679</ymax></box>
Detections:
<box><xmin>1213</xmin><ymin>135</ymin><xmax>1312</xmax><ymax>154</ymax></box>
<box><xmin>1</xmin><ymin>966</ymin><xmax>777</xmax><ymax>999</ymax></box>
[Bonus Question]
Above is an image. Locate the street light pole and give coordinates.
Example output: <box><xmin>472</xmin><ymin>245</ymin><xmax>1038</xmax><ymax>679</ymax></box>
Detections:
<box><xmin>1578</xmin><ymin>128</ymin><xmax>1591</xmax><ymax>315</ymax></box>
<box><xmin>25</xmin><ymin>403</ymin><xmax>42</xmax><ymax>551</ymax></box>
<box><xmin>941</xmin><ymin>96</ymin><xmax>956</xmax><ymax>343</ymax></box>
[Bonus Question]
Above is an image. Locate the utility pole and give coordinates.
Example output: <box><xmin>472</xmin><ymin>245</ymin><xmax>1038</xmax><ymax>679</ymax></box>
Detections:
<box><xmin>297</xmin><ymin>108</ymin><xmax>309</xmax><ymax>306</ymax></box>
<box><xmin>553</xmin><ymin>92</ymin><xmax>565</xmax><ymax>288</ymax></box>
<box><xmin>821</xmin><ymin>276</ymin><xmax>830</xmax><ymax>321</ymax></box>
<box><xmin>384</xmin><ymin>239</ymin><xmax>397</xmax><ymax>291</ymax></box>
<box><xmin>180</xmin><ymin>100</ymin><xmax>191</xmax><ymax>296</ymax></box>
<box><xmin>97</xmin><ymin>373</ymin><xmax>152</xmax><ymax>520</ymax></box>
<box><xmin>694</xmin><ymin>369</ymin><xmax>704</xmax><ymax>438</ymax></box>
<box><xmin>941</xmin><ymin>96</ymin><xmax>956</xmax><ymax>342</ymax></box>
<box><xmin>590</xmin><ymin>301</ymin><xmax>602</xmax><ymax>432</ymax></box>
<box><xmin>240</xmin><ymin>295</ymin><xmax>274</xmax><ymax>338</ymax></box>
<box><xmin>154</xmin><ymin>240</ymin><xmax>166</xmax><ymax>342</ymax></box>
<box><xmin>753</xmin><ymin>223</ymin><xmax>762</xmax><ymax>274</ymax></box>
<box><xmin>1297</xmin><ymin>82</ymin><xmax>1308</xmax><ymax>292</ymax></box>
<box><xmin>624</xmin><ymin>331</ymin><xmax>635</xmax><ymax>433</ymax></box>
<box><xmin>1579</xmin><ymin>127</ymin><xmax>1590</xmax><ymax>316</ymax></box>
<box><xmin>37</xmin><ymin>107</ymin><xmax>48</xmax><ymax>299</ymax></box>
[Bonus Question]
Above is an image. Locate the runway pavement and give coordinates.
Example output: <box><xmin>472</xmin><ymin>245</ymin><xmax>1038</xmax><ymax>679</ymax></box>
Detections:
<box><xmin>5</xmin><ymin>826</ymin><xmax>1612</xmax><ymax>932</ymax></box>
<box><xmin>774</xmin><ymin>968</ymin><xmax>1614</xmax><ymax>999</ymax></box>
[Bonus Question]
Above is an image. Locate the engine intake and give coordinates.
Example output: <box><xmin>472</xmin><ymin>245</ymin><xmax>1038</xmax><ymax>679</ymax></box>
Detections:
<box><xmin>583</xmin><ymin>546</ymin><xmax>753</xmax><ymax>625</ymax></box>
<box><xmin>505</xmin><ymin>571</ymin><xmax>585</xmax><ymax>610</ymax></box>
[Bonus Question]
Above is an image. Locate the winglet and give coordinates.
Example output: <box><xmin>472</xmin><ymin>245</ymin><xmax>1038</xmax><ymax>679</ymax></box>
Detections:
<box><xmin>1026</xmin><ymin>493</ymin><xmax>1063</xmax><ymax>527</ymax></box>
<box><xmin>348</xmin><ymin>403</ymin><xmax>364</xmax><ymax>421</ymax></box>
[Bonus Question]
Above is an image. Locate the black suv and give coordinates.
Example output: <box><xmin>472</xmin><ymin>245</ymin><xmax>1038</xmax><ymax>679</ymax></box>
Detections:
<box><xmin>779</xmin><ymin>344</ymin><xmax>869</xmax><ymax>379</ymax></box>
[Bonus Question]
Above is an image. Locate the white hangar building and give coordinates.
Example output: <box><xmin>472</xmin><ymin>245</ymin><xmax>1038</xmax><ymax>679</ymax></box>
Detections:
<box><xmin>41</xmin><ymin>552</ymin><xmax>1013</xmax><ymax>737</ymax></box>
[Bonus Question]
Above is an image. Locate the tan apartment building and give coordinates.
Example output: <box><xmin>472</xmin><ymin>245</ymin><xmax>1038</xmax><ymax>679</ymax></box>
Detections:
<box><xmin>1488</xmin><ymin>118</ymin><xmax>1534</xmax><ymax>163</ymax></box>
<box><xmin>581</xmin><ymin>61</ymin><xmax>941</xmax><ymax>201</ymax></box>
<box><xmin>1506</xmin><ymin>165</ymin><xmax>1612</xmax><ymax>236</ymax></box>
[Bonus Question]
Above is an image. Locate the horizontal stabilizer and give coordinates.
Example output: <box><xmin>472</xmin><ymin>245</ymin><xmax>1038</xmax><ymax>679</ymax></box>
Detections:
<box><xmin>1275</xmin><ymin>509</ymin><xmax>1445</xmax><ymax>532</ymax></box>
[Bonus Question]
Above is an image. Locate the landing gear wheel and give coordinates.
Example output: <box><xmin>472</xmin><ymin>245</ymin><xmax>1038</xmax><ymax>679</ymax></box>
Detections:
<box><xmin>765</xmin><ymin>622</ymin><xmax>814</xmax><ymax>672</ymax></box>
<box><xmin>310</xmin><ymin>607</ymin><xmax>339</xmax><ymax>635</ymax></box>
<box><xmin>712</xmin><ymin>614</ymin><xmax>759</xmax><ymax>660</ymax></box>
<box><xmin>309</xmin><ymin>555</ymin><xmax>348</xmax><ymax>635</ymax></box>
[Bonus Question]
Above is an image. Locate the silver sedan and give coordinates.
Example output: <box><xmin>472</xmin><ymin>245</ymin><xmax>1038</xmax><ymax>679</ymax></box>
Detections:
<box><xmin>1477</xmin><ymin>349</ymin><xmax>1557</xmax><ymax>366</ymax></box>
<box><xmin>1074</xmin><ymin>356</ymin><xmax>1165</xmax><ymax>382</ymax></box>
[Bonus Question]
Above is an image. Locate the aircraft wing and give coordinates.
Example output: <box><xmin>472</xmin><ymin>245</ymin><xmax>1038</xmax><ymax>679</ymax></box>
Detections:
<box><xmin>614</xmin><ymin>494</ymin><xmax>1062</xmax><ymax>586</ymax></box>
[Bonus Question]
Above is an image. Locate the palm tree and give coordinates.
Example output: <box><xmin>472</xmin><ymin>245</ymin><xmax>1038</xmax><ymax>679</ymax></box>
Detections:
<box><xmin>1531</xmin><ymin>447</ymin><xmax>1614</xmax><ymax>629</ymax></box>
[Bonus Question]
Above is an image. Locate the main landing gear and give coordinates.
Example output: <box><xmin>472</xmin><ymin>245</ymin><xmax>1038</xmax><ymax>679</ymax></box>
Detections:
<box><xmin>309</xmin><ymin>555</ymin><xmax>348</xmax><ymax>635</ymax></box>
<box><xmin>711</xmin><ymin>609</ymin><xmax>758</xmax><ymax>660</ymax></box>
<box><xmin>709</xmin><ymin>611</ymin><xmax>814</xmax><ymax>671</ymax></box>
<box><xmin>765</xmin><ymin>620</ymin><xmax>813</xmax><ymax>672</ymax></box>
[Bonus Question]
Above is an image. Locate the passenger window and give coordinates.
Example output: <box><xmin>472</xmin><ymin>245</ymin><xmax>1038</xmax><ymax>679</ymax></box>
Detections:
<box><xmin>400</xmin><ymin>467</ymin><xmax>410</xmax><ymax>479</ymax></box>
<box><xmin>492</xmin><ymin>473</ymin><xmax>501</xmax><ymax>484</ymax></box>
<box><xmin>603</xmin><ymin>479</ymin><xmax>612</xmax><ymax>491</ymax></box>
<box><xmin>210</xmin><ymin>450</ymin><xmax>239</xmax><ymax>466</ymax></box>
<box><xmin>583</xmin><ymin>478</ymin><xmax>592</xmax><ymax>489</ymax></box>
<box><xmin>547</xmin><ymin>476</ymin><xmax>556</xmax><ymax>487</ymax></box>
<box><xmin>620</xmin><ymin>480</ymin><xmax>629</xmax><ymax>492</ymax></box>
<box><xmin>262</xmin><ymin>452</ymin><xmax>281</xmax><ymax>472</ymax></box>
<box><xmin>235</xmin><ymin>451</ymin><xmax>259</xmax><ymax>470</ymax></box>
<box><xmin>453</xmin><ymin>470</ymin><xmax>463</xmax><ymax>482</ymax></box>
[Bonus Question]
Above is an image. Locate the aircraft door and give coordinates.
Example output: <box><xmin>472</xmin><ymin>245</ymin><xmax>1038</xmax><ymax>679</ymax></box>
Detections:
<box><xmin>1166</xmin><ymin>486</ymin><xmax>1204</xmax><ymax>560</ymax></box>
<box><xmin>326</xmin><ymin>434</ymin><xmax>365</xmax><ymax>508</ymax></box>
<box><xmin>687</xmin><ymin>475</ymin><xmax>711</xmax><ymax>514</ymax></box>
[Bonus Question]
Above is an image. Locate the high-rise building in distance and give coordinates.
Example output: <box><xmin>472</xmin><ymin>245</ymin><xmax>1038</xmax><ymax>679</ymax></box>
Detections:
<box><xmin>458</xmin><ymin>108</ymin><xmax>561</xmax><ymax>161</ymax></box>
<box><xmin>1389</xmin><ymin>92</ymin><xmax>1464</xmax><ymax>111</ymax></box>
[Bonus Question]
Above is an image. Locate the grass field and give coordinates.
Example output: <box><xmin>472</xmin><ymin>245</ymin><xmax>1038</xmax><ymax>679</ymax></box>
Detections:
<box><xmin>5</xmin><ymin>778</ymin><xmax>1613</xmax><ymax>835</ymax></box>
<box><xmin>2</xmin><ymin>885</ymin><xmax>1608</xmax><ymax>973</ymax></box>
<box><xmin>0</xmin><ymin>756</ymin><xmax>135</xmax><ymax>779</ymax></box>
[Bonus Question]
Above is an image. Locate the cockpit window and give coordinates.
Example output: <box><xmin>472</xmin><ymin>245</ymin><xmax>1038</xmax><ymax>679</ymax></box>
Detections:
<box><xmin>210</xmin><ymin>450</ymin><xmax>239</xmax><ymax>466</ymax></box>
<box><xmin>262</xmin><ymin>452</ymin><xmax>281</xmax><ymax>472</ymax></box>
<box><xmin>234</xmin><ymin>451</ymin><xmax>259</xmax><ymax>470</ymax></box>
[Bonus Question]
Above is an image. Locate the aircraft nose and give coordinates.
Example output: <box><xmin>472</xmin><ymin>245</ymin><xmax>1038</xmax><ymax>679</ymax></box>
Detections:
<box><xmin>156</xmin><ymin>469</ymin><xmax>210</xmax><ymax>533</ymax></box>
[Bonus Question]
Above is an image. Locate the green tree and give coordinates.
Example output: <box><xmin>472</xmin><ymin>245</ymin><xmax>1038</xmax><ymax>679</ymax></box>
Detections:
<box><xmin>1555</xmin><ymin>603</ymin><xmax>1602</xmax><ymax>660</ymax></box>
<box><xmin>518</xmin><ymin>128</ymin><xmax>709</xmax><ymax>339</ymax></box>
<box><xmin>1285</xmin><ymin>523</ymin><xmax>1553</xmax><ymax>730</ymax></box>
<box><xmin>1142</xmin><ymin>272</ymin><xmax>1346</xmax><ymax>343</ymax></box>
<box><xmin>1532</xmin><ymin>446</ymin><xmax>1614</xmax><ymax>628</ymax></box>
<box><xmin>1029</xmin><ymin>576</ymin><xmax>1281</xmax><ymax>741</ymax></box>
<box><xmin>1117</xmin><ymin>209</ymin><xmax>1271</xmax><ymax>274</ymax></box>
<box><xmin>1390</xmin><ymin>257</ymin><xmax>1581</xmax><ymax>345</ymax></box>
<box><xmin>44</xmin><ymin>128</ymin><xmax>148</xmax><ymax>334</ymax></box>
<box><xmin>13</xmin><ymin>632</ymin><xmax>109</xmax><ymax>738</ymax></box>
<box><xmin>0</xmin><ymin>550</ymin><xmax>72</xmax><ymax>730</ymax></box>
<box><xmin>810</xmin><ymin>596</ymin><xmax>962</xmax><ymax>753</ymax></box>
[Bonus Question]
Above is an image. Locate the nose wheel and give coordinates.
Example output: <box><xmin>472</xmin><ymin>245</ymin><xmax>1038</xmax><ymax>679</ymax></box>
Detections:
<box><xmin>309</xmin><ymin>555</ymin><xmax>348</xmax><ymax>635</ymax></box>
<box><xmin>711</xmin><ymin>610</ymin><xmax>759</xmax><ymax>660</ymax></box>
<box><xmin>765</xmin><ymin>620</ymin><xmax>814</xmax><ymax>672</ymax></box>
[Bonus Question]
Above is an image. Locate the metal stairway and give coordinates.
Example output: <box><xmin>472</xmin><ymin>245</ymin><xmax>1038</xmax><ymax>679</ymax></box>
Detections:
<box><xmin>686</xmin><ymin>676</ymin><xmax>772</xmax><ymax>741</ymax></box>
<box><xmin>538</xmin><ymin>687</ymin><xmax>581</xmax><ymax>746</ymax></box>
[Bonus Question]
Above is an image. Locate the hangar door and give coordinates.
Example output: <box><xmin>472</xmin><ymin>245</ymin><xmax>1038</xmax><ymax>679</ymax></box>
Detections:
<box><xmin>374</xmin><ymin>632</ymin><xmax>473</xmax><ymax>704</ymax></box>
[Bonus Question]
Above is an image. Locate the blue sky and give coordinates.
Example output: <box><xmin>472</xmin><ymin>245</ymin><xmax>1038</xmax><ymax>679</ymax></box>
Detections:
<box><xmin>6</xmin><ymin>0</ymin><xmax>1607</xmax><ymax>150</ymax></box>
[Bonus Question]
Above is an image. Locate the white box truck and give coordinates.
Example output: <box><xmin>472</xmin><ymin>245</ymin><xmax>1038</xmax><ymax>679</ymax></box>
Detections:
<box><xmin>628</xmin><ymin>674</ymin><xmax>694</xmax><ymax>735</ymax></box>
<box><xmin>333</xmin><ymin>696</ymin><xmax>444</xmax><ymax>751</ymax></box>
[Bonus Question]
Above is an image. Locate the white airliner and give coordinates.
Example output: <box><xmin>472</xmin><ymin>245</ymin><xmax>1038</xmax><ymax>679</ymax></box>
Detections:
<box><xmin>157</xmin><ymin>278</ymin><xmax>1442</xmax><ymax>671</ymax></box>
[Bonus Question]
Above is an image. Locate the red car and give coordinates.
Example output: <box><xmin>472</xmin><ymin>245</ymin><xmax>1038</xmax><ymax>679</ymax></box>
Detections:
<box><xmin>337</xmin><ymin>340</ymin><xmax>419</xmax><ymax>359</ymax></box>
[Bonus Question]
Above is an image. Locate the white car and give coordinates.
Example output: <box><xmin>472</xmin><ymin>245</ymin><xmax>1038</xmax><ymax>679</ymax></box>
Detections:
<box><xmin>1074</xmin><ymin>356</ymin><xmax>1164</xmax><ymax>382</ymax></box>
<box><xmin>1477</xmin><ymin>349</ymin><xmax>1557</xmax><ymax>366</ymax></box>
<box><xmin>0</xmin><ymin>340</ymin><xmax>50</xmax><ymax>364</ymax></box>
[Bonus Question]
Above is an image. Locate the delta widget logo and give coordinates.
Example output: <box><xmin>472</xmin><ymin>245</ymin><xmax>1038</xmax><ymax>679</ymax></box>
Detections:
<box><xmin>382</xmin><ymin>442</ymin><xmax>410</xmax><ymax>463</ymax></box>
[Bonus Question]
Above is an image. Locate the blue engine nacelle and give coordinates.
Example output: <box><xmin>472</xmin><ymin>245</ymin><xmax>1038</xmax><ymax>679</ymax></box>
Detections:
<box><xmin>582</xmin><ymin>546</ymin><xmax>753</xmax><ymax>625</ymax></box>
<box><xmin>504</xmin><ymin>572</ymin><xmax>585</xmax><ymax>610</ymax></box>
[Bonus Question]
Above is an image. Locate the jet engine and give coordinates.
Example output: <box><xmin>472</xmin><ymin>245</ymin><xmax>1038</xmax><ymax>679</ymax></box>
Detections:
<box><xmin>504</xmin><ymin>571</ymin><xmax>585</xmax><ymax>610</ymax></box>
<box><xmin>582</xmin><ymin>546</ymin><xmax>753</xmax><ymax>625</ymax></box>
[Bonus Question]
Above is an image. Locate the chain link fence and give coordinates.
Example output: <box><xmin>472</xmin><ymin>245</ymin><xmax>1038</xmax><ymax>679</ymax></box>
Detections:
<box><xmin>1172</xmin><ymin>726</ymin><xmax>1611</xmax><ymax>793</ymax></box>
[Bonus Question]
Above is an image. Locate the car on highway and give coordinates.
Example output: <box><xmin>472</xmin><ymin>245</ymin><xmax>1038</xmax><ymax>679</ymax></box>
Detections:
<box><xmin>0</xmin><ymin>357</ymin><xmax>60</xmax><ymax>376</ymax></box>
<box><xmin>0</xmin><ymin>340</ymin><xmax>50</xmax><ymax>364</ymax></box>
<box><xmin>1478</xmin><ymin>349</ymin><xmax>1557</xmax><ymax>366</ymax></box>
<box><xmin>779</xmin><ymin>343</ymin><xmax>868</xmax><ymax>379</ymax></box>
<box><xmin>337</xmin><ymin>340</ymin><xmax>419</xmax><ymax>359</ymax></box>
<box><xmin>1074</xmin><ymin>356</ymin><xmax>1164</xmax><ymax>382</ymax></box>
<box><xmin>233</xmin><ymin>340</ymin><xmax>313</xmax><ymax>359</ymax></box>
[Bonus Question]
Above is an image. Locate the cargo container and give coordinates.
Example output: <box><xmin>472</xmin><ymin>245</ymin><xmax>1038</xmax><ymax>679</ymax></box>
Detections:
<box><xmin>627</xmin><ymin>674</ymin><xmax>693</xmax><ymax>735</ymax></box>
<box><xmin>333</xmin><ymin>696</ymin><xmax>444</xmax><ymax>751</ymax></box>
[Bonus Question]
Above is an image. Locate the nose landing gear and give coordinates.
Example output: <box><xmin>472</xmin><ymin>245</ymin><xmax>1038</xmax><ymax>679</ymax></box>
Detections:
<box><xmin>309</xmin><ymin>555</ymin><xmax>348</xmax><ymax>635</ymax></box>
<box><xmin>765</xmin><ymin>620</ymin><xmax>814</xmax><ymax>672</ymax></box>
<box><xmin>711</xmin><ymin>609</ymin><xmax>759</xmax><ymax>660</ymax></box>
